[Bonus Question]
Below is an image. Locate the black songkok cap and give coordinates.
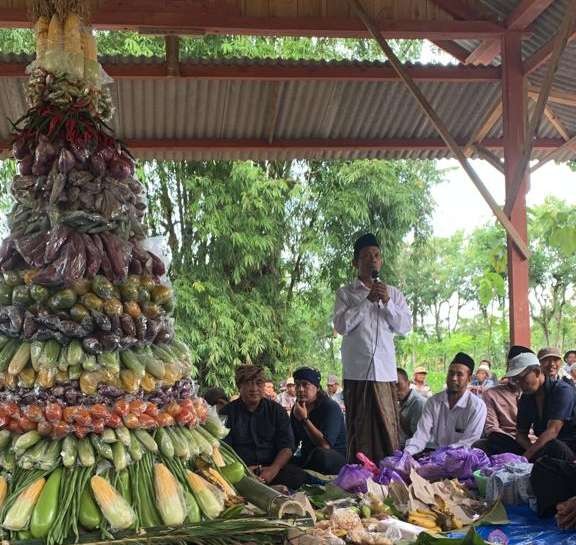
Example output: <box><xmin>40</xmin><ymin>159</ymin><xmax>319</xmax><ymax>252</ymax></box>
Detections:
<box><xmin>293</xmin><ymin>367</ymin><xmax>321</xmax><ymax>388</ymax></box>
<box><xmin>507</xmin><ymin>345</ymin><xmax>534</xmax><ymax>361</ymax></box>
<box><xmin>354</xmin><ymin>233</ymin><xmax>380</xmax><ymax>260</ymax></box>
<box><xmin>451</xmin><ymin>352</ymin><xmax>475</xmax><ymax>373</ymax></box>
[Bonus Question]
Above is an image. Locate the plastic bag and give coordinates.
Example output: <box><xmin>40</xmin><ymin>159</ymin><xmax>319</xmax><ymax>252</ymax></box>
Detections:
<box><xmin>485</xmin><ymin>453</ymin><xmax>528</xmax><ymax>475</ymax></box>
<box><xmin>139</xmin><ymin>236</ymin><xmax>172</xmax><ymax>284</ymax></box>
<box><xmin>334</xmin><ymin>464</ymin><xmax>373</xmax><ymax>494</ymax></box>
<box><xmin>374</xmin><ymin>467</ymin><xmax>403</xmax><ymax>486</ymax></box>
<box><xmin>417</xmin><ymin>447</ymin><xmax>490</xmax><ymax>481</ymax></box>
<box><xmin>379</xmin><ymin>450</ymin><xmax>420</xmax><ymax>482</ymax></box>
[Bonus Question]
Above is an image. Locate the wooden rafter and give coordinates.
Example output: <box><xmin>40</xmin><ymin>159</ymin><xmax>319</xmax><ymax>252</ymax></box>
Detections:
<box><xmin>0</xmin><ymin>59</ymin><xmax>502</xmax><ymax>81</ymax></box>
<box><xmin>464</xmin><ymin>99</ymin><xmax>503</xmax><ymax>155</ymax></box>
<box><xmin>535</xmin><ymin>100</ymin><xmax>570</xmax><ymax>141</ymax></box>
<box><xmin>428</xmin><ymin>0</ymin><xmax>483</xmax><ymax>21</ymax></box>
<box><xmin>527</xmin><ymin>85</ymin><xmax>576</xmax><ymax>107</ymax></box>
<box><xmin>467</xmin><ymin>0</ymin><xmax>555</xmax><ymax>66</ymax></box>
<box><xmin>266</xmin><ymin>83</ymin><xmax>283</xmax><ymax>144</ymax></box>
<box><xmin>347</xmin><ymin>0</ymin><xmax>530</xmax><ymax>259</ymax></box>
<box><xmin>472</xmin><ymin>145</ymin><xmax>505</xmax><ymax>174</ymax></box>
<box><xmin>505</xmin><ymin>1</ymin><xmax>576</xmax><ymax>216</ymax></box>
<box><xmin>430</xmin><ymin>40</ymin><xmax>470</xmax><ymax>63</ymax></box>
<box><xmin>0</xmin><ymin>6</ymin><xmax>511</xmax><ymax>39</ymax></box>
<box><xmin>524</xmin><ymin>23</ymin><xmax>576</xmax><ymax>74</ymax></box>
<box><xmin>530</xmin><ymin>135</ymin><xmax>576</xmax><ymax>172</ymax></box>
<box><xmin>0</xmin><ymin>138</ymin><xmax>566</xmax><ymax>157</ymax></box>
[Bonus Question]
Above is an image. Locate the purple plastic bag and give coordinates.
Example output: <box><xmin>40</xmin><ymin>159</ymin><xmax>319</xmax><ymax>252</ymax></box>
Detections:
<box><xmin>417</xmin><ymin>447</ymin><xmax>491</xmax><ymax>481</ymax></box>
<box><xmin>334</xmin><ymin>464</ymin><xmax>372</xmax><ymax>494</ymax></box>
<box><xmin>379</xmin><ymin>450</ymin><xmax>420</xmax><ymax>482</ymax></box>
<box><xmin>374</xmin><ymin>467</ymin><xmax>403</xmax><ymax>486</ymax></box>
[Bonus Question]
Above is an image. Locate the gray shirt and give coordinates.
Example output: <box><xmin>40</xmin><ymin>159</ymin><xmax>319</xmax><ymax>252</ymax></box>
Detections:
<box><xmin>399</xmin><ymin>389</ymin><xmax>426</xmax><ymax>447</ymax></box>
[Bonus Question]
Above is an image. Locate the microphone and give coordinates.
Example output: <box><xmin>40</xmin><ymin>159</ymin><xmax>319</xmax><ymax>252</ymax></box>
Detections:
<box><xmin>371</xmin><ymin>269</ymin><xmax>380</xmax><ymax>283</ymax></box>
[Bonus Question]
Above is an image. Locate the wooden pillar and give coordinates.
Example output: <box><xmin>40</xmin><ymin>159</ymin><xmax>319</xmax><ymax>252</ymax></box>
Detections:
<box><xmin>502</xmin><ymin>32</ymin><xmax>530</xmax><ymax>346</ymax></box>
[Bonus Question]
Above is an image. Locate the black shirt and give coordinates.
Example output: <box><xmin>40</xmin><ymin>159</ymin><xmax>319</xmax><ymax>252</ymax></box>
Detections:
<box><xmin>221</xmin><ymin>397</ymin><xmax>295</xmax><ymax>466</ymax></box>
<box><xmin>518</xmin><ymin>377</ymin><xmax>576</xmax><ymax>443</ymax></box>
<box><xmin>290</xmin><ymin>395</ymin><xmax>347</xmax><ymax>460</ymax></box>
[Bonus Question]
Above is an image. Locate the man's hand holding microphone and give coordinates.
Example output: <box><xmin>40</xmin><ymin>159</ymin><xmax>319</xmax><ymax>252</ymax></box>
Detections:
<box><xmin>367</xmin><ymin>269</ymin><xmax>389</xmax><ymax>304</ymax></box>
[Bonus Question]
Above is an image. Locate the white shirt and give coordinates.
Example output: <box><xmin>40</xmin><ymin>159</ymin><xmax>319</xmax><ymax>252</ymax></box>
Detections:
<box><xmin>404</xmin><ymin>390</ymin><xmax>487</xmax><ymax>456</ymax></box>
<box><xmin>333</xmin><ymin>279</ymin><xmax>412</xmax><ymax>382</ymax></box>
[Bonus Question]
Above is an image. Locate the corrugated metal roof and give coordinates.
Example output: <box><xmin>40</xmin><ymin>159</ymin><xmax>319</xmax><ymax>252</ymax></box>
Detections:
<box><xmin>0</xmin><ymin>55</ymin><xmax>570</xmax><ymax>162</ymax></box>
<box><xmin>456</xmin><ymin>0</ymin><xmax>575</xmax><ymax>66</ymax></box>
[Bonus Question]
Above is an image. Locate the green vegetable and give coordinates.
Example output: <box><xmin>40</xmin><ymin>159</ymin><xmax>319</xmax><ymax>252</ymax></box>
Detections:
<box><xmin>12</xmin><ymin>285</ymin><xmax>32</xmax><ymax>306</ymax></box>
<box><xmin>39</xmin><ymin>440</ymin><xmax>61</xmax><ymax>470</ymax></box>
<box><xmin>112</xmin><ymin>442</ymin><xmax>128</xmax><ymax>471</ymax></box>
<box><xmin>184</xmin><ymin>489</ymin><xmax>201</xmax><ymax>523</ymax></box>
<box><xmin>134</xmin><ymin>430</ymin><xmax>158</xmax><ymax>453</ymax></box>
<box><xmin>66</xmin><ymin>339</ymin><xmax>84</xmax><ymax>366</ymax></box>
<box><xmin>0</xmin><ymin>429</ymin><xmax>11</xmax><ymax>449</ymax></box>
<box><xmin>29</xmin><ymin>285</ymin><xmax>49</xmax><ymax>303</ymax></box>
<box><xmin>14</xmin><ymin>430</ymin><xmax>42</xmax><ymax>456</ymax></box>
<box><xmin>101</xmin><ymin>428</ymin><xmax>117</xmax><ymax>444</ymax></box>
<box><xmin>0</xmin><ymin>284</ymin><xmax>13</xmax><ymax>305</ymax></box>
<box><xmin>90</xmin><ymin>435</ymin><xmax>113</xmax><ymax>461</ymax></box>
<box><xmin>128</xmin><ymin>434</ymin><xmax>143</xmax><ymax>462</ymax></box>
<box><xmin>77</xmin><ymin>438</ymin><xmax>95</xmax><ymax>467</ymax></box>
<box><xmin>61</xmin><ymin>436</ymin><xmax>77</xmax><ymax>468</ymax></box>
<box><xmin>156</xmin><ymin>428</ymin><xmax>174</xmax><ymax>458</ymax></box>
<box><xmin>0</xmin><ymin>339</ymin><xmax>20</xmax><ymax>372</ymax></box>
<box><xmin>79</xmin><ymin>486</ymin><xmax>101</xmax><ymax>530</ymax></box>
<box><xmin>120</xmin><ymin>350</ymin><xmax>145</xmax><ymax>378</ymax></box>
<box><xmin>38</xmin><ymin>340</ymin><xmax>60</xmax><ymax>368</ymax></box>
<box><xmin>30</xmin><ymin>468</ymin><xmax>62</xmax><ymax>538</ymax></box>
<box><xmin>30</xmin><ymin>341</ymin><xmax>44</xmax><ymax>371</ymax></box>
<box><xmin>115</xmin><ymin>426</ymin><xmax>131</xmax><ymax>447</ymax></box>
<box><xmin>92</xmin><ymin>276</ymin><xmax>114</xmax><ymax>299</ymax></box>
<box><xmin>82</xmin><ymin>354</ymin><xmax>98</xmax><ymax>372</ymax></box>
<box><xmin>69</xmin><ymin>303</ymin><xmax>90</xmax><ymax>322</ymax></box>
<box><xmin>47</xmin><ymin>289</ymin><xmax>77</xmax><ymax>311</ymax></box>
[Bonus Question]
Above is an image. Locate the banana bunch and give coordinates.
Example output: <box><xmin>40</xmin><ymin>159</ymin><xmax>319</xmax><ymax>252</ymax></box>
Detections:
<box><xmin>407</xmin><ymin>509</ymin><xmax>442</xmax><ymax>534</ymax></box>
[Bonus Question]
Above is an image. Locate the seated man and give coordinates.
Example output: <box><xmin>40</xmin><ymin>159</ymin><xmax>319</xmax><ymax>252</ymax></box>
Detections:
<box><xmin>290</xmin><ymin>367</ymin><xmax>347</xmax><ymax>475</ymax></box>
<box><xmin>469</xmin><ymin>362</ymin><xmax>497</xmax><ymax>396</ymax></box>
<box><xmin>473</xmin><ymin>368</ymin><xmax>523</xmax><ymax>455</ymax></box>
<box><xmin>404</xmin><ymin>353</ymin><xmax>487</xmax><ymax>456</ymax></box>
<box><xmin>538</xmin><ymin>347</ymin><xmax>564</xmax><ymax>381</ymax></box>
<box><xmin>203</xmin><ymin>387</ymin><xmax>229</xmax><ymax>413</ymax></box>
<box><xmin>489</xmin><ymin>346</ymin><xmax>576</xmax><ymax>462</ymax></box>
<box><xmin>411</xmin><ymin>366</ymin><xmax>432</xmax><ymax>398</ymax></box>
<box><xmin>221</xmin><ymin>365</ymin><xmax>305</xmax><ymax>489</ymax></box>
<box><xmin>397</xmin><ymin>368</ymin><xmax>425</xmax><ymax>448</ymax></box>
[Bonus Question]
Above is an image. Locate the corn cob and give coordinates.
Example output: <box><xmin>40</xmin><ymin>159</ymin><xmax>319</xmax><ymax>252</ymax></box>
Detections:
<box><xmin>154</xmin><ymin>463</ymin><xmax>187</xmax><ymax>526</ymax></box>
<box><xmin>90</xmin><ymin>476</ymin><xmax>135</xmax><ymax>530</ymax></box>
<box><xmin>185</xmin><ymin>470</ymin><xmax>224</xmax><ymax>520</ymax></box>
<box><xmin>3</xmin><ymin>478</ymin><xmax>45</xmax><ymax>530</ymax></box>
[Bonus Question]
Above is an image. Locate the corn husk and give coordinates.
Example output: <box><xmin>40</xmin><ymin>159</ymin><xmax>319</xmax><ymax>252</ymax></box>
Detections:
<box><xmin>34</xmin><ymin>17</ymin><xmax>50</xmax><ymax>62</ymax></box>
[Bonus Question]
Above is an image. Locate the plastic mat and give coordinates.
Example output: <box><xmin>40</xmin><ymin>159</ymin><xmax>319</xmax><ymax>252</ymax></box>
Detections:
<box><xmin>476</xmin><ymin>505</ymin><xmax>576</xmax><ymax>545</ymax></box>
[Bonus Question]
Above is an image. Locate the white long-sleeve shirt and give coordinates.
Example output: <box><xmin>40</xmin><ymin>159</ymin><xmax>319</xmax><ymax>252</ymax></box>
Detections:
<box><xmin>404</xmin><ymin>390</ymin><xmax>487</xmax><ymax>456</ymax></box>
<box><xmin>333</xmin><ymin>279</ymin><xmax>412</xmax><ymax>382</ymax></box>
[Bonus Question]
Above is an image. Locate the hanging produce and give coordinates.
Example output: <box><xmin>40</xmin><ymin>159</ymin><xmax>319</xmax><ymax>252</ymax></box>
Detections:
<box><xmin>0</xmin><ymin>2</ymin><xmax>297</xmax><ymax>544</ymax></box>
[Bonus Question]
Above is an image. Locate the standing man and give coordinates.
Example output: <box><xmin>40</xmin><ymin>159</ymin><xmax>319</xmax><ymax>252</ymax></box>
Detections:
<box><xmin>333</xmin><ymin>233</ymin><xmax>412</xmax><ymax>463</ymax></box>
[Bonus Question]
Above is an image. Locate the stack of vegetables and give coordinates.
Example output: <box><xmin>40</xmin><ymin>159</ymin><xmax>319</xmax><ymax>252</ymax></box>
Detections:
<box><xmin>0</xmin><ymin>2</ymin><xmax>290</xmax><ymax>543</ymax></box>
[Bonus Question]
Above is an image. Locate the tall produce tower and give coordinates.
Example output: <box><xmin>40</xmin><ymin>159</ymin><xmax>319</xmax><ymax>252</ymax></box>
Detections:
<box><xmin>0</xmin><ymin>2</ymin><xmax>282</xmax><ymax>542</ymax></box>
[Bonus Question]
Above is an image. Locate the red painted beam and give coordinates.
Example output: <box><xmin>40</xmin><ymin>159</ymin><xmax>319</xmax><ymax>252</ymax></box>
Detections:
<box><xmin>0</xmin><ymin>6</ymin><xmax>510</xmax><ymax>39</ymax></box>
<box><xmin>0</xmin><ymin>137</ymin><xmax>567</xmax><ymax>157</ymax></box>
<box><xmin>0</xmin><ymin>59</ymin><xmax>502</xmax><ymax>82</ymax></box>
<box><xmin>431</xmin><ymin>40</ymin><xmax>471</xmax><ymax>63</ymax></box>
<box><xmin>466</xmin><ymin>0</ymin><xmax>554</xmax><ymax>66</ymax></box>
<box><xmin>505</xmin><ymin>0</ymin><xmax>555</xmax><ymax>30</ymax></box>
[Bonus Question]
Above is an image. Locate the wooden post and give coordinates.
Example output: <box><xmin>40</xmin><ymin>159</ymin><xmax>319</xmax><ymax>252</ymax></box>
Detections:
<box><xmin>502</xmin><ymin>32</ymin><xmax>530</xmax><ymax>346</ymax></box>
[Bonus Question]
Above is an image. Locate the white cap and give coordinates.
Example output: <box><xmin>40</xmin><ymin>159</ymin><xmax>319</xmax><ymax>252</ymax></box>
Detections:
<box><xmin>504</xmin><ymin>352</ymin><xmax>540</xmax><ymax>378</ymax></box>
<box><xmin>477</xmin><ymin>363</ymin><xmax>491</xmax><ymax>373</ymax></box>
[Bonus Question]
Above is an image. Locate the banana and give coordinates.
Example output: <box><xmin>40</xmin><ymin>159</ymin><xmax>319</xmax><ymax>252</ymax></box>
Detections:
<box><xmin>408</xmin><ymin>516</ymin><xmax>438</xmax><ymax>529</ymax></box>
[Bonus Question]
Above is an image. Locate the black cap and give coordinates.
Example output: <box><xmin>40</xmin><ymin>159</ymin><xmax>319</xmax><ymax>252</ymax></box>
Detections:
<box><xmin>354</xmin><ymin>233</ymin><xmax>380</xmax><ymax>260</ymax></box>
<box><xmin>451</xmin><ymin>352</ymin><xmax>475</xmax><ymax>373</ymax></box>
<box><xmin>293</xmin><ymin>366</ymin><xmax>321</xmax><ymax>388</ymax></box>
<box><xmin>508</xmin><ymin>345</ymin><xmax>534</xmax><ymax>361</ymax></box>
